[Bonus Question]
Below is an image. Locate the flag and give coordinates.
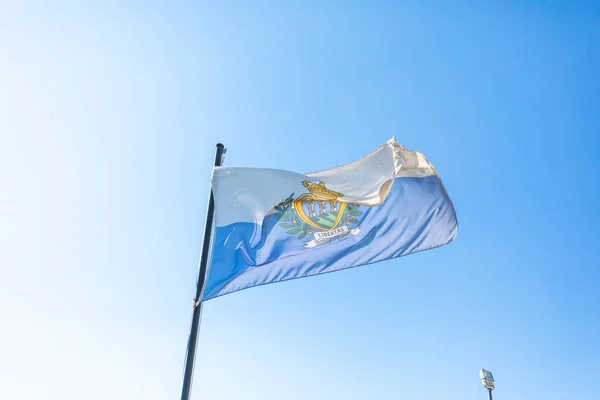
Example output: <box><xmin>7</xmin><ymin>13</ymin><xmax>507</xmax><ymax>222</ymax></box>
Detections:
<box><xmin>201</xmin><ymin>138</ymin><xmax>457</xmax><ymax>300</ymax></box>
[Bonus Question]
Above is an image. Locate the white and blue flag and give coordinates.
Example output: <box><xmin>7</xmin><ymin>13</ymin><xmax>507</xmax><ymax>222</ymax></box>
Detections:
<box><xmin>202</xmin><ymin>138</ymin><xmax>457</xmax><ymax>300</ymax></box>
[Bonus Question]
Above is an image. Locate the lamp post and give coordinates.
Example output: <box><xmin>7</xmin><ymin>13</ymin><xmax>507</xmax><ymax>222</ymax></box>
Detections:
<box><xmin>479</xmin><ymin>369</ymin><xmax>495</xmax><ymax>400</ymax></box>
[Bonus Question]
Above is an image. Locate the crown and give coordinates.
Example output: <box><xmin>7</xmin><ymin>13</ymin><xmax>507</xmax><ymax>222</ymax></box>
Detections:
<box><xmin>302</xmin><ymin>180</ymin><xmax>343</xmax><ymax>201</ymax></box>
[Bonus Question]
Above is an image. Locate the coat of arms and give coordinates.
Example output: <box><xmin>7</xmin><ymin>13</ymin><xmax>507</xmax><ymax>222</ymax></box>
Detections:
<box><xmin>274</xmin><ymin>180</ymin><xmax>363</xmax><ymax>248</ymax></box>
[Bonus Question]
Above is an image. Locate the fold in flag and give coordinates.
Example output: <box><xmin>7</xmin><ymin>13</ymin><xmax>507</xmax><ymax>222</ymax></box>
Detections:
<box><xmin>202</xmin><ymin>138</ymin><xmax>458</xmax><ymax>300</ymax></box>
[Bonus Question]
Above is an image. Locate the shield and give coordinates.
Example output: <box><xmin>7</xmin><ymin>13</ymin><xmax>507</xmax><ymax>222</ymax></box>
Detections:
<box><xmin>293</xmin><ymin>193</ymin><xmax>348</xmax><ymax>231</ymax></box>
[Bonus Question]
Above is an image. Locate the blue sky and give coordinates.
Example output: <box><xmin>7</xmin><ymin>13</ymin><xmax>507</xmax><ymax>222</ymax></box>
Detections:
<box><xmin>1</xmin><ymin>1</ymin><xmax>599</xmax><ymax>399</ymax></box>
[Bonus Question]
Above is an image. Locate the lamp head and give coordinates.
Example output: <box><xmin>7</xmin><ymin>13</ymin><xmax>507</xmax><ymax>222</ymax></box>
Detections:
<box><xmin>479</xmin><ymin>369</ymin><xmax>495</xmax><ymax>390</ymax></box>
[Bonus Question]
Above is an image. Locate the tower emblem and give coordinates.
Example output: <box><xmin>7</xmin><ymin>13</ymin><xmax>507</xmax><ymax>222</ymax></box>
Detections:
<box><xmin>273</xmin><ymin>180</ymin><xmax>363</xmax><ymax>248</ymax></box>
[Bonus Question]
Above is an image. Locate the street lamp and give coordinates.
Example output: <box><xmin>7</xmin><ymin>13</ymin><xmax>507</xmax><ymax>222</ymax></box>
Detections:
<box><xmin>479</xmin><ymin>369</ymin><xmax>495</xmax><ymax>400</ymax></box>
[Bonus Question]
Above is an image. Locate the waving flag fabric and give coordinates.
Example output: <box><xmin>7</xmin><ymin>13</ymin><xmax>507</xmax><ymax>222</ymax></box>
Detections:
<box><xmin>201</xmin><ymin>138</ymin><xmax>457</xmax><ymax>300</ymax></box>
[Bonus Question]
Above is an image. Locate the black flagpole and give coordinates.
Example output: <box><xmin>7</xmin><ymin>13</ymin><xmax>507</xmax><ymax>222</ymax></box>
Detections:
<box><xmin>181</xmin><ymin>143</ymin><xmax>226</xmax><ymax>400</ymax></box>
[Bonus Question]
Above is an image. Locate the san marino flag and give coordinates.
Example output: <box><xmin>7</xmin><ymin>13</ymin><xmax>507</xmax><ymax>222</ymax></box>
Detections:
<box><xmin>202</xmin><ymin>138</ymin><xmax>458</xmax><ymax>300</ymax></box>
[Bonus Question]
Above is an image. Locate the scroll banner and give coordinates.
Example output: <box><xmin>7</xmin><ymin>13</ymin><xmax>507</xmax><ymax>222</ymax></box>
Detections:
<box><xmin>303</xmin><ymin>225</ymin><xmax>361</xmax><ymax>248</ymax></box>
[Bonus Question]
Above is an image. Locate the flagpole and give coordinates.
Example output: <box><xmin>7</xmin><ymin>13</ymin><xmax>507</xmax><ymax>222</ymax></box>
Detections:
<box><xmin>181</xmin><ymin>143</ymin><xmax>226</xmax><ymax>400</ymax></box>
